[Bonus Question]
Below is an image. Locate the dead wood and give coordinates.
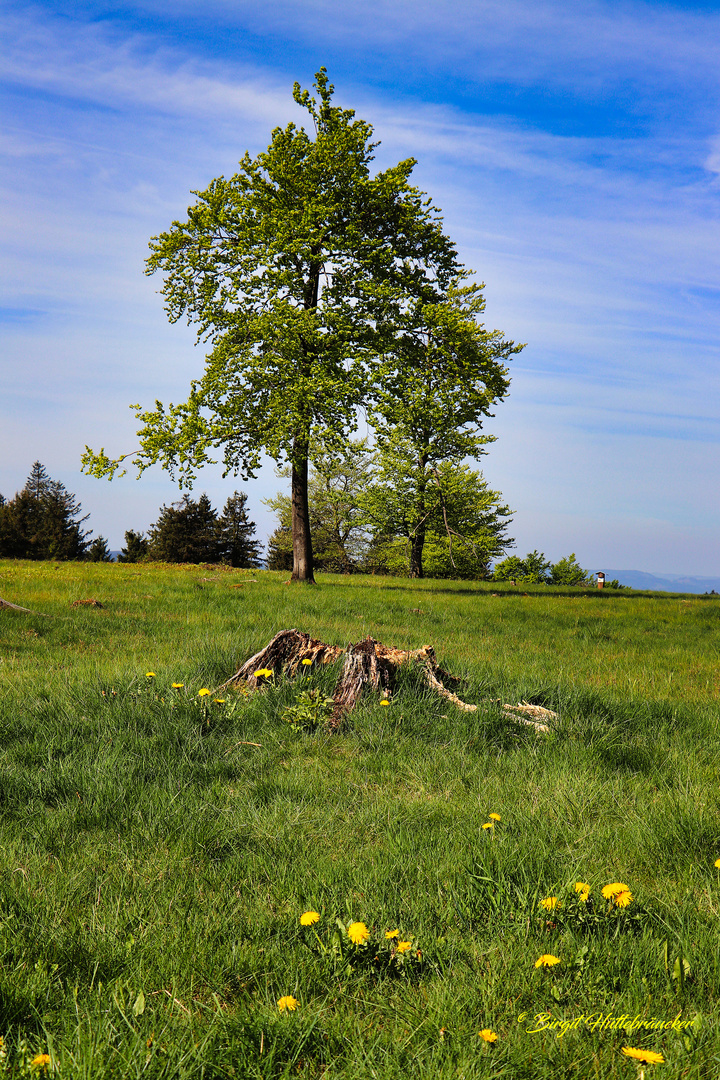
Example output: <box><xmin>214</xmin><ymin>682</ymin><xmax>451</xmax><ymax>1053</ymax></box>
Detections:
<box><xmin>220</xmin><ymin>628</ymin><xmax>557</xmax><ymax>733</ymax></box>
<box><xmin>0</xmin><ymin>597</ymin><xmax>52</xmax><ymax>616</ymax></box>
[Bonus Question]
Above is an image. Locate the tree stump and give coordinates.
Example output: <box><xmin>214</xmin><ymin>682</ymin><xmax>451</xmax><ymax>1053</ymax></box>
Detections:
<box><xmin>219</xmin><ymin>629</ymin><xmax>557</xmax><ymax>733</ymax></box>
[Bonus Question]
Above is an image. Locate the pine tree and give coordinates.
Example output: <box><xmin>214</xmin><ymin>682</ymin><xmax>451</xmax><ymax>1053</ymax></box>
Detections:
<box><xmin>117</xmin><ymin>530</ymin><xmax>149</xmax><ymax>563</ymax></box>
<box><xmin>216</xmin><ymin>492</ymin><xmax>262</xmax><ymax>568</ymax></box>
<box><xmin>0</xmin><ymin>463</ymin><xmax>91</xmax><ymax>559</ymax></box>
<box><xmin>147</xmin><ymin>494</ymin><xmax>220</xmax><ymax>563</ymax></box>
<box><xmin>87</xmin><ymin>535</ymin><xmax>112</xmax><ymax>562</ymax></box>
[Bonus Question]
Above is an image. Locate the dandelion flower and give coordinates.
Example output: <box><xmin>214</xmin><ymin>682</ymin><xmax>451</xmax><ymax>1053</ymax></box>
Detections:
<box><xmin>277</xmin><ymin>995</ymin><xmax>298</xmax><ymax>1012</ymax></box>
<box><xmin>535</xmin><ymin>954</ymin><xmax>561</xmax><ymax>968</ymax></box>
<box><xmin>254</xmin><ymin>668</ymin><xmax>273</xmax><ymax>678</ymax></box>
<box><xmin>213</xmin><ymin>698</ymin><xmax>226</xmax><ymax>704</ymax></box>
<box><xmin>574</xmin><ymin>881</ymin><xmax>591</xmax><ymax>901</ymax></box>
<box><xmin>621</xmin><ymin>1047</ymin><xmax>664</xmax><ymax>1064</ymax></box>
<box><xmin>397</xmin><ymin>940</ymin><xmax>412</xmax><ymax>953</ymax></box>
<box><xmin>172</xmin><ymin>683</ymin><xmax>184</xmax><ymax>689</ymax></box>
<box><xmin>613</xmin><ymin>888</ymin><xmax>633</xmax><ymax>907</ymax></box>
<box><xmin>347</xmin><ymin>921</ymin><xmax>370</xmax><ymax>945</ymax></box>
<box><xmin>489</xmin><ymin>813</ymin><xmax>501</xmax><ymax>821</ymax></box>
<box><xmin>145</xmin><ymin>672</ymin><xmax>156</xmax><ymax>678</ymax></box>
<box><xmin>300</xmin><ymin>911</ymin><xmax>320</xmax><ymax>926</ymax></box>
<box><xmin>380</xmin><ymin>700</ymin><xmax>389</xmax><ymax>706</ymax></box>
<box><xmin>479</xmin><ymin>1029</ymin><xmax>498</xmax><ymax>1043</ymax></box>
<box><xmin>602</xmin><ymin>882</ymin><xmax>629</xmax><ymax>900</ymax></box>
<box><xmin>198</xmin><ymin>688</ymin><xmax>211</xmax><ymax>697</ymax></box>
<box><xmin>540</xmin><ymin>896</ymin><xmax>561</xmax><ymax>911</ymax></box>
<box><xmin>482</xmin><ymin>822</ymin><xmax>494</xmax><ymax>829</ymax></box>
<box><xmin>385</xmin><ymin>929</ymin><xmax>399</xmax><ymax>939</ymax></box>
<box><xmin>301</xmin><ymin>658</ymin><xmax>312</xmax><ymax>666</ymax></box>
<box><xmin>715</xmin><ymin>858</ymin><xmax>720</xmax><ymax>868</ymax></box>
<box><xmin>30</xmin><ymin>1055</ymin><xmax>51</xmax><ymax>1070</ymax></box>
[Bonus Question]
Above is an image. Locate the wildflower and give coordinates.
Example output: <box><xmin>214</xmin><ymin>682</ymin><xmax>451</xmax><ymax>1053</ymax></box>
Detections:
<box><xmin>172</xmin><ymin>682</ymin><xmax>184</xmax><ymax>689</ymax></box>
<box><xmin>145</xmin><ymin>672</ymin><xmax>156</xmax><ymax>678</ymax></box>
<box><xmin>535</xmin><ymin>954</ymin><xmax>561</xmax><ymax>968</ymax></box>
<box><xmin>385</xmin><ymin>929</ymin><xmax>399</xmax><ymax>939</ymax></box>
<box><xmin>479</xmin><ymin>1029</ymin><xmax>498</xmax><ymax>1043</ymax></box>
<box><xmin>489</xmin><ymin>813</ymin><xmax>501</xmax><ymax>821</ymax></box>
<box><xmin>397</xmin><ymin>941</ymin><xmax>412</xmax><ymax>953</ymax></box>
<box><xmin>602</xmin><ymin>882</ymin><xmax>629</xmax><ymax>900</ymax></box>
<box><xmin>380</xmin><ymin>699</ymin><xmax>389</xmax><ymax>706</ymax></box>
<box><xmin>300</xmin><ymin>911</ymin><xmax>320</xmax><ymax>926</ymax></box>
<box><xmin>347</xmin><ymin>922</ymin><xmax>370</xmax><ymax>945</ymax></box>
<box><xmin>254</xmin><ymin>668</ymin><xmax>273</xmax><ymax>678</ymax></box>
<box><xmin>482</xmin><ymin>822</ymin><xmax>494</xmax><ymax>829</ymax></box>
<box><xmin>540</xmin><ymin>896</ymin><xmax>561</xmax><ymax>911</ymax></box>
<box><xmin>30</xmin><ymin>1055</ymin><xmax>51</xmax><ymax>1071</ymax></box>
<box><xmin>715</xmin><ymin>858</ymin><xmax>720</xmax><ymax>868</ymax></box>
<box><xmin>613</xmin><ymin>888</ymin><xmax>633</xmax><ymax>907</ymax></box>
<box><xmin>277</xmin><ymin>995</ymin><xmax>298</xmax><ymax>1012</ymax></box>
<box><xmin>621</xmin><ymin>1047</ymin><xmax>664</xmax><ymax>1064</ymax></box>
<box><xmin>574</xmin><ymin>881</ymin><xmax>591</xmax><ymax>901</ymax></box>
<box><xmin>213</xmin><ymin>698</ymin><xmax>226</xmax><ymax>704</ymax></box>
<box><xmin>198</xmin><ymin>688</ymin><xmax>211</xmax><ymax>697</ymax></box>
<box><xmin>301</xmin><ymin>659</ymin><xmax>312</xmax><ymax>666</ymax></box>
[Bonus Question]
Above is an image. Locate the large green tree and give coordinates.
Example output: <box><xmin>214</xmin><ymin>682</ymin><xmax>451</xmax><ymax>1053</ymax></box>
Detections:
<box><xmin>0</xmin><ymin>462</ymin><xmax>91</xmax><ymax>560</ymax></box>
<box><xmin>369</xmin><ymin>281</ymin><xmax>522</xmax><ymax>577</ymax></box>
<box><xmin>82</xmin><ymin>70</ymin><xmax>460</xmax><ymax>582</ymax></box>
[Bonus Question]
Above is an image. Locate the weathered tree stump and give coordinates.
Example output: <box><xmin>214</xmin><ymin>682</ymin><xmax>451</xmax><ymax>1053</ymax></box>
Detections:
<box><xmin>219</xmin><ymin>629</ymin><xmax>557</xmax><ymax>733</ymax></box>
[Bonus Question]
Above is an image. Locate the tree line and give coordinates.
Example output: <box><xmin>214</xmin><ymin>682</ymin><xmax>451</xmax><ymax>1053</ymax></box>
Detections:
<box><xmin>0</xmin><ymin>463</ymin><xmax>261</xmax><ymax>567</ymax></box>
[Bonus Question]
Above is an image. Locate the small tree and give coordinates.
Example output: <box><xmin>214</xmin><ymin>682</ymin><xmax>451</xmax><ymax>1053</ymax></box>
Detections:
<box><xmin>117</xmin><ymin>530</ymin><xmax>149</xmax><ymax>563</ymax></box>
<box><xmin>87</xmin><ymin>535</ymin><xmax>112</xmax><ymax>562</ymax></box>
<box><xmin>147</xmin><ymin>494</ymin><xmax>220</xmax><ymax>563</ymax></box>
<box><xmin>549</xmin><ymin>553</ymin><xmax>592</xmax><ymax>586</ymax></box>
<box><xmin>492</xmin><ymin>551</ymin><xmax>552</xmax><ymax>584</ymax></box>
<box><xmin>0</xmin><ymin>462</ymin><xmax>91</xmax><ymax>560</ymax></box>
<box><xmin>216</xmin><ymin>491</ymin><xmax>262</xmax><ymax>568</ymax></box>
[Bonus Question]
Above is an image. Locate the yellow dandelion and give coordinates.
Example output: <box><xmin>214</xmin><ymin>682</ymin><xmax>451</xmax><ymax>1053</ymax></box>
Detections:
<box><xmin>254</xmin><ymin>668</ymin><xmax>273</xmax><ymax>678</ymax></box>
<box><xmin>171</xmin><ymin>682</ymin><xmax>184</xmax><ymax>689</ymax></box>
<box><xmin>385</xmin><ymin>929</ymin><xmax>399</xmax><ymax>939</ymax></box>
<box><xmin>213</xmin><ymin>698</ymin><xmax>226</xmax><ymax>704</ymax></box>
<box><xmin>535</xmin><ymin>954</ymin><xmax>561</xmax><ymax>968</ymax></box>
<box><xmin>602</xmin><ymin>882</ymin><xmax>629</xmax><ymax>900</ymax></box>
<box><xmin>277</xmin><ymin>995</ymin><xmax>298</xmax><ymax>1012</ymax></box>
<box><xmin>613</xmin><ymin>888</ymin><xmax>633</xmax><ymax>907</ymax></box>
<box><xmin>30</xmin><ymin>1054</ymin><xmax>51</xmax><ymax>1070</ymax></box>
<box><xmin>380</xmin><ymin>699</ymin><xmax>389</xmax><ymax>706</ymax></box>
<box><xmin>489</xmin><ymin>813</ymin><xmax>501</xmax><ymax>821</ymax></box>
<box><xmin>482</xmin><ymin>822</ymin><xmax>494</xmax><ymax>829</ymax></box>
<box><xmin>479</xmin><ymin>1029</ymin><xmax>498</xmax><ymax>1043</ymax></box>
<box><xmin>715</xmin><ymin>858</ymin><xmax>720</xmax><ymax>868</ymax></box>
<box><xmin>300</xmin><ymin>910</ymin><xmax>320</xmax><ymax>926</ymax></box>
<box><xmin>574</xmin><ymin>881</ymin><xmax>591</xmax><ymax>900</ymax></box>
<box><xmin>540</xmin><ymin>896</ymin><xmax>561</xmax><ymax>911</ymax></box>
<box><xmin>397</xmin><ymin>941</ymin><xmax>412</xmax><ymax>953</ymax></box>
<box><xmin>198</xmin><ymin>688</ymin><xmax>211</xmax><ymax>697</ymax></box>
<box><xmin>301</xmin><ymin>658</ymin><xmax>312</xmax><ymax>666</ymax></box>
<box><xmin>621</xmin><ymin>1047</ymin><xmax>664</xmax><ymax>1064</ymax></box>
<box><xmin>347</xmin><ymin>921</ymin><xmax>370</xmax><ymax>945</ymax></box>
<box><xmin>145</xmin><ymin>671</ymin><xmax>156</xmax><ymax>678</ymax></box>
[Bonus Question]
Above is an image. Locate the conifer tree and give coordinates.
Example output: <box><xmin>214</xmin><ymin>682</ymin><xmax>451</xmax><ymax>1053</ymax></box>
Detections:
<box><xmin>87</xmin><ymin>535</ymin><xmax>112</xmax><ymax>562</ymax></box>
<box><xmin>216</xmin><ymin>492</ymin><xmax>262</xmax><ymax>568</ymax></box>
<box><xmin>117</xmin><ymin>530</ymin><xmax>149</xmax><ymax>563</ymax></box>
<box><xmin>0</xmin><ymin>463</ymin><xmax>90</xmax><ymax>559</ymax></box>
<box><xmin>147</xmin><ymin>494</ymin><xmax>220</xmax><ymax>563</ymax></box>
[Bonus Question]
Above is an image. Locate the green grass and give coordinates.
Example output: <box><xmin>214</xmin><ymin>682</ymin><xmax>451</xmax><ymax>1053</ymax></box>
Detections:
<box><xmin>1</xmin><ymin>560</ymin><xmax>719</xmax><ymax>1077</ymax></box>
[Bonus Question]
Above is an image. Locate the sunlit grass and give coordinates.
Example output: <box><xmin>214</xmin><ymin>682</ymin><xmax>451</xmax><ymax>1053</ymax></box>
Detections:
<box><xmin>0</xmin><ymin>560</ymin><xmax>719</xmax><ymax>1076</ymax></box>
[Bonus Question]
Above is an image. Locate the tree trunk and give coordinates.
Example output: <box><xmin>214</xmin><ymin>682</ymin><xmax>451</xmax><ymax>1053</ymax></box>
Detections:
<box><xmin>409</xmin><ymin>521</ymin><xmax>425</xmax><ymax>579</ymax></box>
<box><xmin>291</xmin><ymin>436</ymin><xmax>315</xmax><ymax>583</ymax></box>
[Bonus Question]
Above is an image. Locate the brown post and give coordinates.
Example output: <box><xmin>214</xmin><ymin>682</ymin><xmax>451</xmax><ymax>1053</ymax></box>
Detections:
<box><xmin>597</xmin><ymin>572</ymin><xmax>605</xmax><ymax>590</ymax></box>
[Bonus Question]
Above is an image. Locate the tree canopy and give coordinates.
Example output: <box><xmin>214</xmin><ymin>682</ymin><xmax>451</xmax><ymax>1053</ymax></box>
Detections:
<box><xmin>81</xmin><ymin>69</ymin><xmax>476</xmax><ymax>582</ymax></box>
<box><xmin>0</xmin><ymin>462</ymin><xmax>91</xmax><ymax>560</ymax></box>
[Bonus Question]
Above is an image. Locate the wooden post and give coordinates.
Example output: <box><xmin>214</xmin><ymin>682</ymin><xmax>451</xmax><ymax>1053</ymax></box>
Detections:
<box><xmin>597</xmin><ymin>572</ymin><xmax>605</xmax><ymax>590</ymax></box>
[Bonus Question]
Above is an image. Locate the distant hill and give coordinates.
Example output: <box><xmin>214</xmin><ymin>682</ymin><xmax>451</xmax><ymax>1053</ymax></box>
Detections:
<box><xmin>603</xmin><ymin>570</ymin><xmax>720</xmax><ymax>594</ymax></box>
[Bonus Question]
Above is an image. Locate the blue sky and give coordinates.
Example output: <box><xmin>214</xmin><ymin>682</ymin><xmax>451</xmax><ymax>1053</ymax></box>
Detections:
<box><xmin>2</xmin><ymin>0</ymin><xmax>719</xmax><ymax>572</ymax></box>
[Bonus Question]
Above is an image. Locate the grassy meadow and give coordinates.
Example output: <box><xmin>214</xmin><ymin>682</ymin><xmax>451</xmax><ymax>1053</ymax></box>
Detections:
<box><xmin>1</xmin><ymin>559</ymin><xmax>720</xmax><ymax>1078</ymax></box>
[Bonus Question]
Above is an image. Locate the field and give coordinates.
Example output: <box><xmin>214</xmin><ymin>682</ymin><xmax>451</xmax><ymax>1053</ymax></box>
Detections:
<box><xmin>1</xmin><ymin>559</ymin><xmax>719</xmax><ymax>1078</ymax></box>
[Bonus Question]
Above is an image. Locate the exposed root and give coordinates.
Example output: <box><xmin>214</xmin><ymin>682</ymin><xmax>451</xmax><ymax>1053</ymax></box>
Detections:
<box><xmin>221</xmin><ymin>629</ymin><xmax>558</xmax><ymax>734</ymax></box>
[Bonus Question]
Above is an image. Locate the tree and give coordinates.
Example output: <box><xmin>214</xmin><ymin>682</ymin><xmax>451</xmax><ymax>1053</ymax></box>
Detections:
<box><xmin>147</xmin><ymin>494</ymin><xmax>220</xmax><ymax>563</ymax></box>
<box><xmin>87</xmin><ymin>535</ymin><xmax>112</xmax><ymax>562</ymax></box>
<box><xmin>216</xmin><ymin>491</ymin><xmax>262</xmax><ymax>568</ymax></box>
<box><xmin>0</xmin><ymin>462</ymin><xmax>91</xmax><ymax>560</ymax></box>
<box><xmin>117</xmin><ymin>530</ymin><xmax>149</xmax><ymax>563</ymax></box>
<box><xmin>362</xmin><ymin>445</ymin><xmax>514</xmax><ymax>579</ymax></box>
<box><xmin>82</xmin><ymin>69</ymin><xmax>463</xmax><ymax>582</ymax></box>
<box><xmin>492</xmin><ymin>551</ymin><xmax>552</xmax><ymax>584</ymax></box>
<box><xmin>548</xmin><ymin>553</ymin><xmax>592</xmax><ymax>586</ymax></box>
<box><xmin>265</xmin><ymin>440</ymin><xmax>373</xmax><ymax>573</ymax></box>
